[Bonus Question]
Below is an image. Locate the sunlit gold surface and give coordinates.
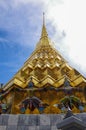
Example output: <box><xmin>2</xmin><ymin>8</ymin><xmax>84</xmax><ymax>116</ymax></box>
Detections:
<box><xmin>3</xmin><ymin>15</ymin><xmax>86</xmax><ymax>114</ymax></box>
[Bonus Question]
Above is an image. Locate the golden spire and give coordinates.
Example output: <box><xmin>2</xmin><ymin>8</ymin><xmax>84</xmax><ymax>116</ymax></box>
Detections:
<box><xmin>41</xmin><ymin>12</ymin><xmax>48</xmax><ymax>38</ymax></box>
<box><xmin>36</xmin><ymin>12</ymin><xmax>53</xmax><ymax>49</ymax></box>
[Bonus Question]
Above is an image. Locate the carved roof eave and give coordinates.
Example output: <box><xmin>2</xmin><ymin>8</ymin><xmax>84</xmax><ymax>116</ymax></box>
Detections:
<box><xmin>71</xmin><ymin>75</ymin><xmax>86</xmax><ymax>87</ymax></box>
<box><xmin>3</xmin><ymin>74</ymin><xmax>86</xmax><ymax>93</ymax></box>
<box><xmin>54</xmin><ymin>75</ymin><xmax>86</xmax><ymax>88</ymax></box>
<box><xmin>3</xmin><ymin>77</ymin><xmax>25</xmax><ymax>91</ymax></box>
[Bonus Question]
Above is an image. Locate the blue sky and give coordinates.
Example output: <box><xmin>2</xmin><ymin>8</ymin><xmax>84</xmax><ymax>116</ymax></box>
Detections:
<box><xmin>0</xmin><ymin>0</ymin><xmax>55</xmax><ymax>84</ymax></box>
<box><xmin>0</xmin><ymin>1</ymin><xmax>40</xmax><ymax>83</ymax></box>
<box><xmin>0</xmin><ymin>0</ymin><xmax>86</xmax><ymax>84</ymax></box>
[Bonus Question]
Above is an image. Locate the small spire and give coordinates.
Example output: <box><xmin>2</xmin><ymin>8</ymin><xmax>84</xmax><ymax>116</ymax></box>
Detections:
<box><xmin>41</xmin><ymin>12</ymin><xmax>48</xmax><ymax>38</ymax></box>
<box><xmin>43</xmin><ymin>12</ymin><xmax>45</xmax><ymax>26</ymax></box>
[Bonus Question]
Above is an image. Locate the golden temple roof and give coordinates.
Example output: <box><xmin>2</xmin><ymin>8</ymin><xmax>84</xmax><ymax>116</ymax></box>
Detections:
<box><xmin>3</xmin><ymin>13</ymin><xmax>86</xmax><ymax>91</ymax></box>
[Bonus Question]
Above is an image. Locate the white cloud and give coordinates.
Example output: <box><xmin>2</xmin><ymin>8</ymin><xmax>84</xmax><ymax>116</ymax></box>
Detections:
<box><xmin>41</xmin><ymin>0</ymin><xmax>86</xmax><ymax>77</ymax></box>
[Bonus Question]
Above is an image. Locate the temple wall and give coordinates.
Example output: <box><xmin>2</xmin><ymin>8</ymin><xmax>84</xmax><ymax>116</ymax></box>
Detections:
<box><xmin>0</xmin><ymin>113</ymin><xmax>86</xmax><ymax>130</ymax></box>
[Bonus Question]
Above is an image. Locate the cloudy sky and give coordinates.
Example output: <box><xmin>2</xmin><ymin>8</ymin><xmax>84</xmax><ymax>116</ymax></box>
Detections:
<box><xmin>0</xmin><ymin>0</ymin><xmax>86</xmax><ymax>84</ymax></box>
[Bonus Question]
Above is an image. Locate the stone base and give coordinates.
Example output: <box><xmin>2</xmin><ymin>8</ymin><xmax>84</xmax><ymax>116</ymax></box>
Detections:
<box><xmin>0</xmin><ymin>113</ymin><xmax>86</xmax><ymax>130</ymax></box>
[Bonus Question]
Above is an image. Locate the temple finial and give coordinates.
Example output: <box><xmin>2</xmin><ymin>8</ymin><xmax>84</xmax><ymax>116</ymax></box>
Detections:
<box><xmin>41</xmin><ymin>12</ymin><xmax>48</xmax><ymax>38</ymax></box>
<box><xmin>43</xmin><ymin>12</ymin><xmax>45</xmax><ymax>25</ymax></box>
